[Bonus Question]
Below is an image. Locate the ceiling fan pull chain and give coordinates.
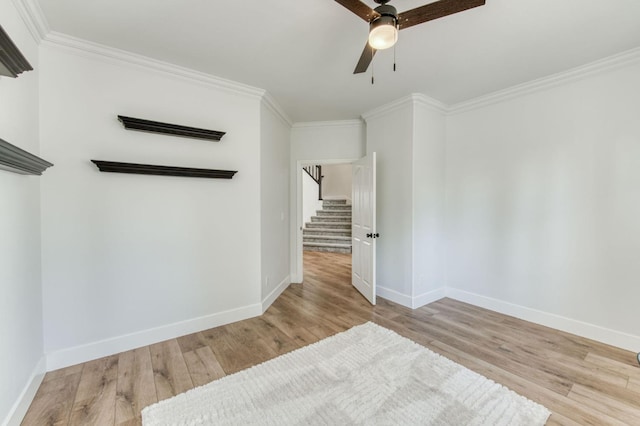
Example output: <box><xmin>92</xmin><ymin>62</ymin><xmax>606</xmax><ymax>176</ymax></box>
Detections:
<box><xmin>393</xmin><ymin>44</ymin><xmax>396</xmax><ymax>72</ymax></box>
<box><xmin>371</xmin><ymin>46</ymin><xmax>375</xmax><ymax>84</ymax></box>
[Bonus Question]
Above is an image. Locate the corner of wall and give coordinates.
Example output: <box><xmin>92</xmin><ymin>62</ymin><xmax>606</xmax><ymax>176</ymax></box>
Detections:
<box><xmin>10</xmin><ymin>0</ymin><xmax>49</xmax><ymax>43</ymax></box>
<box><xmin>261</xmin><ymin>276</ymin><xmax>291</xmax><ymax>313</ymax></box>
<box><xmin>377</xmin><ymin>286</ymin><xmax>446</xmax><ymax>310</ymax></box>
<box><xmin>2</xmin><ymin>356</ymin><xmax>46</xmax><ymax>426</ymax></box>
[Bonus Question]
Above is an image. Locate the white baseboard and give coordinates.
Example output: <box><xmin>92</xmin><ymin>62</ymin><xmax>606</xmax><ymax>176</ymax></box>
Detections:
<box><xmin>377</xmin><ymin>286</ymin><xmax>446</xmax><ymax>309</ymax></box>
<box><xmin>46</xmin><ymin>303</ymin><xmax>262</xmax><ymax>371</ymax></box>
<box><xmin>3</xmin><ymin>356</ymin><xmax>46</xmax><ymax>426</ymax></box>
<box><xmin>377</xmin><ymin>286</ymin><xmax>413</xmax><ymax>308</ymax></box>
<box><xmin>262</xmin><ymin>276</ymin><xmax>290</xmax><ymax>313</ymax></box>
<box><xmin>446</xmin><ymin>288</ymin><xmax>640</xmax><ymax>352</ymax></box>
<box><xmin>412</xmin><ymin>287</ymin><xmax>447</xmax><ymax>309</ymax></box>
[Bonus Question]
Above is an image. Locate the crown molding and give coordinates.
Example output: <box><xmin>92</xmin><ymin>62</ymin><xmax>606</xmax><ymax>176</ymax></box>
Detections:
<box><xmin>361</xmin><ymin>93</ymin><xmax>446</xmax><ymax>121</ymax></box>
<box><xmin>42</xmin><ymin>31</ymin><xmax>266</xmax><ymax>100</ymax></box>
<box><xmin>261</xmin><ymin>92</ymin><xmax>293</xmax><ymax>127</ymax></box>
<box><xmin>411</xmin><ymin>93</ymin><xmax>449</xmax><ymax>114</ymax></box>
<box><xmin>292</xmin><ymin>119</ymin><xmax>363</xmax><ymax>129</ymax></box>
<box><xmin>361</xmin><ymin>94</ymin><xmax>418</xmax><ymax>121</ymax></box>
<box><xmin>362</xmin><ymin>48</ymin><xmax>640</xmax><ymax>118</ymax></box>
<box><xmin>448</xmin><ymin>47</ymin><xmax>640</xmax><ymax>115</ymax></box>
<box><xmin>11</xmin><ymin>0</ymin><xmax>49</xmax><ymax>43</ymax></box>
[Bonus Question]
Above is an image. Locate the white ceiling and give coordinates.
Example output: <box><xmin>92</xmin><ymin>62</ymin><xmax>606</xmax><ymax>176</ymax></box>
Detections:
<box><xmin>36</xmin><ymin>0</ymin><xmax>640</xmax><ymax>122</ymax></box>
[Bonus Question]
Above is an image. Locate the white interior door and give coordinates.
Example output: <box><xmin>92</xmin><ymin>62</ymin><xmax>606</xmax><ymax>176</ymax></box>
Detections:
<box><xmin>352</xmin><ymin>152</ymin><xmax>377</xmax><ymax>305</ymax></box>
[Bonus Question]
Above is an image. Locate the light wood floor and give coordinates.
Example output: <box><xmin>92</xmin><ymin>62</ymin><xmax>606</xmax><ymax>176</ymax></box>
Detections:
<box><xmin>23</xmin><ymin>251</ymin><xmax>640</xmax><ymax>425</ymax></box>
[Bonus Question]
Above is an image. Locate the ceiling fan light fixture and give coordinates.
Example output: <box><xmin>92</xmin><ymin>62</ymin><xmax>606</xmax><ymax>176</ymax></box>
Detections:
<box><xmin>368</xmin><ymin>15</ymin><xmax>398</xmax><ymax>50</ymax></box>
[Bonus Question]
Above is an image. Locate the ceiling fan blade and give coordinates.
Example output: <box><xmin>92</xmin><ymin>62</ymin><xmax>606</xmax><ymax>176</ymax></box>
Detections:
<box><xmin>398</xmin><ymin>0</ymin><xmax>485</xmax><ymax>30</ymax></box>
<box><xmin>353</xmin><ymin>42</ymin><xmax>377</xmax><ymax>74</ymax></box>
<box><xmin>334</xmin><ymin>0</ymin><xmax>379</xmax><ymax>22</ymax></box>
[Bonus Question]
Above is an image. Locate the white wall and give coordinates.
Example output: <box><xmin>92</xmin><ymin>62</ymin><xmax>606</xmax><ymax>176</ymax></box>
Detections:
<box><xmin>321</xmin><ymin>163</ymin><xmax>352</xmax><ymax>201</ymax></box>
<box><xmin>290</xmin><ymin>120</ymin><xmax>364</xmax><ymax>282</ymax></box>
<box><xmin>363</xmin><ymin>95</ymin><xmax>447</xmax><ymax>308</ymax></box>
<box><xmin>445</xmin><ymin>59</ymin><xmax>640</xmax><ymax>350</ymax></box>
<box><xmin>0</xmin><ymin>1</ymin><xmax>46</xmax><ymax>423</ymax></box>
<box><xmin>39</xmin><ymin>43</ymin><xmax>264</xmax><ymax>368</ymax></box>
<box><xmin>260</xmin><ymin>100</ymin><xmax>291</xmax><ymax>308</ymax></box>
<box><xmin>364</xmin><ymin>101</ymin><xmax>415</xmax><ymax>302</ymax></box>
<box><xmin>412</xmin><ymin>102</ymin><xmax>446</xmax><ymax>303</ymax></box>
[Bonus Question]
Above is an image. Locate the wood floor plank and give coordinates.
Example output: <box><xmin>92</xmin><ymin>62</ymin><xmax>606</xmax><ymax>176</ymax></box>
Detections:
<box><xmin>628</xmin><ymin>376</ymin><xmax>640</xmax><ymax>394</ymax></box>
<box><xmin>226</xmin><ymin>318</ymin><xmax>299</xmax><ymax>356</ymax></box>
<box><xmin>149</xmin><ymin>340</ymin><xmax>193</xmax><ymax>401</ymax></box>
<box><xmin>21</xmin><ymin>251</ymin><xmax>640</xmax><ymax>425</ymax></box>
<box><xmin>176</xmin><ymin>332</ymin><xmax>208</xmax><ymax>354</ymax></box>
<box><xmin>203</xmin><ymin>323</ymin><xmax>283</xmax><ymax>374</ymax></box>
<box><xmin>183</xmin><ymin>346</ymin><xmax>226</xmax><ymax>387</ymax></box>
<box><xmin>21</xmin><ymin>370</ymin><xmax>82</xmax><ymax>425</ymax></box>
<box><xmin>544</xmin><ymin>412</ymin><xmax>583</xmax><ymax>426</ymax></box>
<box><xmin>568</xmin><ymin>383</ymin><xmax>640</xmax><ymax>425</ymax></box>
<box><xmin>585</xmin><ymin>352</ymin><xmax>640</xmax><ymax>378</ymax></box>
<box><xmin>41</xmin><ymin>364</ymin><xmax>84</xmax><ymax>384</ymax></box>
<box><xmin>115</xmin><ymin>347</ymin><xmax>157</xmax><ymax>425</ymax></box>
<box><xmin>68</xmin><ymin>355</ymin><xmax>118</xmax><ymax>425</ymax></box>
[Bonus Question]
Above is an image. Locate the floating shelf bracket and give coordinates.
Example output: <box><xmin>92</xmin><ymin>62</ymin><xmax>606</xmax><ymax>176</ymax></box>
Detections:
<box><xmin>117</xmin><ymin>116</ymin><xmax>225</xmax><ymax>141</ymax></box>
<box><xmin>0</xmin><ymin>137</ymin><xmax>53</xmax><ymax>175</ymax></box>
<box><xmin>91</xmin><ymin>160</ymin><xmax>237</xmax><ymax>179</ymax></box>
<box><xmin>0</xmin><ymin>25</ymin><xmax>33</xmax><ymax>78</ymax></box>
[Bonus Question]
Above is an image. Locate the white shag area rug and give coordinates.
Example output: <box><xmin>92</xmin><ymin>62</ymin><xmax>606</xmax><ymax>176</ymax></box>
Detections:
<box><xmin>142</xmin><ymin>322</ymin><xmax>551</xmax><ymax>425</ymax></box>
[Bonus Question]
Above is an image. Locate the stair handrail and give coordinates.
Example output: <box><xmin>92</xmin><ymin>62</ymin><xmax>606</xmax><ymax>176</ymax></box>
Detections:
<box><xmin>303</xmin><ymin>165</ymin><xmax>323</xmax><ymax>200</ymax></box>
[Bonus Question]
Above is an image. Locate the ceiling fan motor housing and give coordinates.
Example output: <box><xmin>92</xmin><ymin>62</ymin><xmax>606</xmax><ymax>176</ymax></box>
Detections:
<box><xmin>368</xmin><ymin>4</ymin><xmax>398</xmax><ymax>50</ymax></box>
<box><xmin>371</xmin><ymin>4</ymin><xmax>398</xmax><ymax>22</ymax></box>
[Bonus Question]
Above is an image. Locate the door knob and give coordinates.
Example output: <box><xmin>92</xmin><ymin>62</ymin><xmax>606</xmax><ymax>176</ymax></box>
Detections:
<box><xmin>366</xmin><ymin>233</ymin><xmax>380</xmax><ymax>238</ymax></box>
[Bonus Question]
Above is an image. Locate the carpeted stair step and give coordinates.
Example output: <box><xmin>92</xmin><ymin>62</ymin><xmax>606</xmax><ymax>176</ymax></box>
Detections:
<box><xmin>303</xmin><ymin>228</ymin><xmax>351</xmax><ymax>237</ymax></box>
<box><xmin>303</xmin><ymin>235</ymin><xmax>352</xmax><ymax>244</ymax></box>
<box><xmin>317</xmin><ymin>209</ymin><xmax>352</xmax><ymax>216</ymax></box>
<box><xmin>320</xmin><ymin>204</ymin><xmax>351</xmax><ymax>211</ymax></box>
<box><xmin>303</xmin><ymin>242</ymin><xmax>352</xmax><ymax>254</ymax></box>
<box><xmin>310</xmin><ymin>215</ymin><xmax>352</xmax><ymax>223</ymax></box>
<box><xmin>322</xmin><ymin>199</ymin><xmax>348</xmax><ymax>206</ymax></box>
<box><xmin>305</xmin><ymin>222</ymin><xmax>351</xmax><ymax>230</ymax></box>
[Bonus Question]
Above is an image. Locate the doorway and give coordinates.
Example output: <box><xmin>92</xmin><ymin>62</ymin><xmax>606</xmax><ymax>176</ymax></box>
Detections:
<box><xmin>293</xmin><ymin>159</ymin><xmax>355</xmax><ymax>286</ymax></box>
<box><xmin>294</xmin><ymin>153</ymin><xmax>377</xmax><ymax>305</ymax></box>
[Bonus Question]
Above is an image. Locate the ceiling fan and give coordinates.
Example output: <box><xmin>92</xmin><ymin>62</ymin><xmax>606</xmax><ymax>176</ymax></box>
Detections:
<box><xmin>335</xmin><ymin>0</ymin><xmax>486</xmax><ymax>74</ymax></box>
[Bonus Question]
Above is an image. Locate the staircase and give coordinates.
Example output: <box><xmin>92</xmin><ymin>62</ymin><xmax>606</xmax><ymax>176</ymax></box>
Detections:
<box><xmin>303</xmin><ymin>199</ymin><xmax>352</xmax><ymax>254</ymax></box>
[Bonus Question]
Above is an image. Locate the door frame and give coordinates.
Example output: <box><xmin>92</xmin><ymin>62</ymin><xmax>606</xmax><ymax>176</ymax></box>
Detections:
<box><xmin>291</xmin><ymin>158</ymin><xmax>359</xmax><ymax>284</ymax></box>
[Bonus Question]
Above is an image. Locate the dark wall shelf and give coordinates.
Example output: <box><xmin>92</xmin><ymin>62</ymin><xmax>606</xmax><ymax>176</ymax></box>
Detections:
<box><xmin>0</xmin><ymin>24</ymin><xmax>33</xmax><ymax>78</ymax></box>
<box><xmin>117</xmin><ymin>116</ymin><xmax>226</xmax><ymax>141</ymax></box>
<box><xmin>0</xmin><ymin>137</ymin><xmax>53</xmax><ymax>175</ymax></box>
<box><xmin>91</xmin><ymin>160</ymin><xmax>237</xmax><ymax>179</ymax></box>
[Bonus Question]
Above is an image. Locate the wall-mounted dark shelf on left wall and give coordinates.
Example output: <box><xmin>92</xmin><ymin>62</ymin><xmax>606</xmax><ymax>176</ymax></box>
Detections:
<box><xmin>0</xmin><ymin>138</ymin><xmax>53</xmax><ymax>175</ymax></box>
<box><xmin>91</xmin><ymin>160</ymin><xmax>237</xmax><ymax>179</ymax></box>
<box><xmin>117</xmin><ymin>116</ymin><xmax>226</xmax><ymax>141</ymax></box>
<box><xmin>0</xmin><ymin>24</ymin><xmax>33</xmax><ymax>78</ymax></box>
